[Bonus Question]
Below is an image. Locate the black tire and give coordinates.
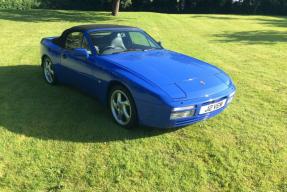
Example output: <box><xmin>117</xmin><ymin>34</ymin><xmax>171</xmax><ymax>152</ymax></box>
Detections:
<box><xmin>42</xmin><ymin>56</ymin><xmax>57</xmax><ymax>85</ymax></box>
<box><xmin>109</xmin><ymin>85</ymin><xmax>138</xmax><ymax>129</ymax></box>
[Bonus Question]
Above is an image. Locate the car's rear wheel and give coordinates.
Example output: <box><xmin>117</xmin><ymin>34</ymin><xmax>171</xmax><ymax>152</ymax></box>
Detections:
<box><xmin>109</xmin><ymin>85</ymin><xmax>137</xmax><ymax>129</ymax></box>
<box><xmin>42</xmin><ymin>56</ymin><xmax>57</xmax><ymax>85</ymax></box>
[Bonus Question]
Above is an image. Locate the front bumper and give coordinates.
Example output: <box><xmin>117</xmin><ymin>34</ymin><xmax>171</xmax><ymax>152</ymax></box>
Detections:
<box><xmin>168</xmin><ymin>95</ymin><xmax>233</xmax><ymax>128</ymax></box>
<box><xmin>136</xmin><ymin>85</ymin><xmax>236</xmax><ymax>128</ymax></box>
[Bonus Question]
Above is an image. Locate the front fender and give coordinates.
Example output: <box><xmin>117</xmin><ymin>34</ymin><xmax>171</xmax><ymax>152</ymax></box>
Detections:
<box><xmin>111</xmin><ymin>69</ymin><xmax>173</xmax><ymax>126</ymax></box>
<box><xmin>111</xmin><ymin>68</ymin><xmax>171</xmax><ymax>106</ymax></box>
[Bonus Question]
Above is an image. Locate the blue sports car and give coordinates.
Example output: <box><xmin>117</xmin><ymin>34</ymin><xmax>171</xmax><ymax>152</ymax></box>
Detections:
<box><xmin>41</xmin><ymin>24</ymin><xmax>236</xmax><ymax>129</ymax></box>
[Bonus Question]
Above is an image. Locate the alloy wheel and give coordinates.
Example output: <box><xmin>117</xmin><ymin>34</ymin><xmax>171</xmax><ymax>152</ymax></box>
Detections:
<box><xmin>110</xmin><ymin>90</ymin><xmax>132</xmax><ymax>126</ymax></box>
<box><xmin>43</xmin><ymin>58</ymin><xmax>55</xmax><ymax>84</ymax></box>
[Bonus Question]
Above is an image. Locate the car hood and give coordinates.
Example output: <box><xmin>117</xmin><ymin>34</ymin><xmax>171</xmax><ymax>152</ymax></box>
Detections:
<box><xmin>103</xmin><ymin>50</ymin><xmax>231</xmax><ymax>100</ymax></box>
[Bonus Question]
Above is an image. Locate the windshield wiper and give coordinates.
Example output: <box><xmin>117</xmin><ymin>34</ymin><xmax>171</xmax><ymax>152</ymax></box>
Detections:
<box><xmin>109</xmin><ymin>48</ymin><xmax>160</xmax><ymax>55</ymax></box>
<box><xmin>116</xmin><ymin>48</ymin><xmax>144</xmax><ymax>54</ymax></box>
<box><xmin>143</xmin><ymin>48</ymin><xmax>162</xmax><ymax>51</ymax></box>
<box><xmin>109</xmin><ymin>48</ymin><xmax>142</xmax><ymax>55</ymax></box>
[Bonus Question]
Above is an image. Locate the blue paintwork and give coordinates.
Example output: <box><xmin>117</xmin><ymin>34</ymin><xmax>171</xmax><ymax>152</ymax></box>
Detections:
<box><xmin>41</xmin><ymin>27</ymin><xmax>236</xmax><ymax>128</ymax></box>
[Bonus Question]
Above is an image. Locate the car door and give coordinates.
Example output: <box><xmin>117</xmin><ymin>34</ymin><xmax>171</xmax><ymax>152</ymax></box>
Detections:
<box><xmin>60</xmin><ymin>31</ymin><xmax>95</xmax><ymax>91</ymax></box>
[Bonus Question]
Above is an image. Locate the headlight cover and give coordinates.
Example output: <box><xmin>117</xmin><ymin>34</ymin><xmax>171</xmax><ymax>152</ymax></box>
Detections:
<box><xmin>170</xmin><ymin>106</ymin><xmax>195</xmax><ymax>120</ymax></box>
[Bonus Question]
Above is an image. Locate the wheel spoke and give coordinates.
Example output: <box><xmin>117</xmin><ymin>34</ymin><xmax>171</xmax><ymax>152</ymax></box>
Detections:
<box><xmin>117</xmin><ymin>92</ymin><xmax>122</xmax><ymax>103</ymax></box>
<box><xmin>46</xmin><ymin>61</ymin><xmax>54</xmax><ymax>75</ymax></box>
<box><xmin>121</xmin><ymin>100</ymin><xmax>130</xmax><ymax>106</ymax></box>
<box><xmin>123</xmin><ymin>107</ymin><xmax>130</xmax><ymax>119</ymax></box>
<box><xmin>49</xmin><ymin>67</ymin><xmax>54</xmax><ymax>75</ymax></box>
<box><xmin>46</xmin><ymin>61</ymin><xmax>50</xmax><ymax>68</ymax></box>
<box><xmin>117</xmin><ymin>109</ymin><xmax>124</xmax><ymax>120</ymax></box>
<box><xmin>112</xmin><ymin>99</ymin><xmax>118</xmax><ymax>109</ymax></box>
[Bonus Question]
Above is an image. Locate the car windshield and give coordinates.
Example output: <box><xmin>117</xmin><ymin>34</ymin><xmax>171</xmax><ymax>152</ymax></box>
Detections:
<box><xmin>89</xmin><ymin>30</ymin><xmax>162</xmax><ymax>55</ymax></box>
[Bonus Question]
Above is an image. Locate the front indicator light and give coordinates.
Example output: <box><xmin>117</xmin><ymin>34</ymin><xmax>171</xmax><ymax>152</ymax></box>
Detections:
<box><xmin>170</xmin><ymin>110</ymin><xmax>195</xmax><ymax>120</ymax></box>
<box><xmin>227</xmin><ymin>92</ymin><xmax>236</xmax><ymax>104</ymax></box>
<box><xmin>227</xmin><ymin>97</ymin><xmax>234</xmax><ymax>104</ymax></box>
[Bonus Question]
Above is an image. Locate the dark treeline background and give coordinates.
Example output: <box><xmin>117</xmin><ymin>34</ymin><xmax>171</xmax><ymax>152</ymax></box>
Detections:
<box><xmin>1</xmin><ymin>0</ymin><xmax>287</xmax><ymax>15</ymax></box>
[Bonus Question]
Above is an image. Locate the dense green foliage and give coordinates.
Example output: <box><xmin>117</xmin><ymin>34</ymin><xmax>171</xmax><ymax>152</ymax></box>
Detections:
<box><xmin>0</xmin><ymin>9</ymin><xmax>286</xmax><ymax>192</ymax></box>
<box><xmin>0</xmin><ymin>0</ymin><xmax>38</xmax><ymax>10</ymax></box>
<box><xmin>1</xmin><ymin>0</ymin><xmax>287</xmax><ymax>14</ymax></box>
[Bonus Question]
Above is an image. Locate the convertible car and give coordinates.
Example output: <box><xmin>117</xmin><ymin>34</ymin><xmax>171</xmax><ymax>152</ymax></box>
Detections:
<box><xmin>40</xmin><ymin>24</ymin><xmax>236</xmax><ymax>128</ymax></box>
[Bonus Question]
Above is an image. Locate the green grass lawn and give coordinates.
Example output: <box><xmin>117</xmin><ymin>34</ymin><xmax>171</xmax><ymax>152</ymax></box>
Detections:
<box><xmin>0</xmin><ymin>9</ymin><xmax>286</xmax><ymax>192</ymax></box>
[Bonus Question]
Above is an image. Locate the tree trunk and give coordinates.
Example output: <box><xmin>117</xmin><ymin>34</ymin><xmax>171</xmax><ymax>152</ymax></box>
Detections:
<box><xmin>112</xmin><ymin>0</ymin><xmax>120</xmax><ymax>16</ymax></box>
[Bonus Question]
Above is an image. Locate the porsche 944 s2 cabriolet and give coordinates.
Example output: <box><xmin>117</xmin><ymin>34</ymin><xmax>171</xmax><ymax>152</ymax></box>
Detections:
<box><xmin>41</xmin><ymin>24</ymin><xmax>236</xmax><ymax>129</ymax></box>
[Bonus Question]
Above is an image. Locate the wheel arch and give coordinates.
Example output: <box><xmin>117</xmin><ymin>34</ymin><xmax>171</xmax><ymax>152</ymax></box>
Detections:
<box><xmin>107</xmin><ymin>79</ymin><xmax>142</xmax><ymax>127</ymax></box>
<box><xmin>107</xmin><ymin>80</ymin><xmax>134</xmax><ymax>104</ymax></box>
<box><xmin>107</xmin><ymin>80</ymin><xmax>139</xmax><ymax>123</ymax></box>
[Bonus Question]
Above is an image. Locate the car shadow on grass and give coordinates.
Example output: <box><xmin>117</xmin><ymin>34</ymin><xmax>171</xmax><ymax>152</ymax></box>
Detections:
<box><xmin>0</xmin><ymin>65</ymin><xmax>175</xmax><ymax>143</ymax></box>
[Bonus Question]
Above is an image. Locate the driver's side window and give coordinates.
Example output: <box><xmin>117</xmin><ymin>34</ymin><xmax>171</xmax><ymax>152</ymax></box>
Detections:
<box><xmin>82</xmin><ymin>37</ymin><xmax>92</xmax><ymax>54</ymax></box>
<box><xmin>65</xmin><ymin>32</ymin><xmax>83</xmax><ymax>49</ymax></box>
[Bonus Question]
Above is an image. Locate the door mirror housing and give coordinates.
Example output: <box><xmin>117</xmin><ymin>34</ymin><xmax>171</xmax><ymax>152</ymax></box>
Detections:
<box><xmin>157</xmin><ymin>41</ymin><xmax>163</xmax><ymax>48</ymax></box>
<box><xmin>74</xmin><ymin>48</ymin><xmax>89</xmax><ymax>59</ymax></box>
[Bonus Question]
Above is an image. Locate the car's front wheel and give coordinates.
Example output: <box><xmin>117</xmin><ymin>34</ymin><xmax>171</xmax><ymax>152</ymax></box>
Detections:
<box><xmin>109</xmin><ymin>85</ymin><xmax>137</xmax><ymax>129</ymax></box>
<box><xmin>42</xmin><ymin>56</ymin><xmax>57</xmax><ymax>85</ymax></box>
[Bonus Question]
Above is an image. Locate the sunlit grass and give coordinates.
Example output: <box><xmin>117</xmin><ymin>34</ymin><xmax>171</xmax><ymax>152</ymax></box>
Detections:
<box><xmin>0</xmin><ymin>10</ymin><xmax>286</xmax><ymax>192</ymax></box>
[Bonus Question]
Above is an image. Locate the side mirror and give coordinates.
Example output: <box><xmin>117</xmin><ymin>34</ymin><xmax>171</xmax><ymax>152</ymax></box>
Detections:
<box><xmin>158</xmin><ymin>41</ymin><xmax>163</xmax><ymax>47</ymax></box>
<box><xmin>74</xmin><ymin>48</ymin><xmax>89</xmax><ymax>59</ymax></box>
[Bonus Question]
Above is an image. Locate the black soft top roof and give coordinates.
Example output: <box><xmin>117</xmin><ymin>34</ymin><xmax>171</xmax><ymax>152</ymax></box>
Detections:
<box><xmin>54</xmin><ymin>24</ymin><xmax>138</xmax><ymax>47</ymax></box>
<box><xmin>69</xmin><ymin>24</ymin><xmax>137</xmax><ymax>32</ymax></box>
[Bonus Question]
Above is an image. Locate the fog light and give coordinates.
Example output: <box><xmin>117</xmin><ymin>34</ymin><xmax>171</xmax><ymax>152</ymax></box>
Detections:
<box><xmin>170</xmin><ymin>110</ymin><xmax>195</xmax><ymax>120</ymax></box>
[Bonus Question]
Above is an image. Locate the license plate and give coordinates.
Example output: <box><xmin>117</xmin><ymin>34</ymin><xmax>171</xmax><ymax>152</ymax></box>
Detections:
<box><xmin>199</xmin><ymin>99</ymin><xmax>227</xmax><ymax>114</ymax></box>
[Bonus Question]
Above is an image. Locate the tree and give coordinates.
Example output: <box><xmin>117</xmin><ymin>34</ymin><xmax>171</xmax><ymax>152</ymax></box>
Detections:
<box><xmin>112</xmin><ymin>0</ymin><xmax>120</xmax><ymax>16</ymax></box>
